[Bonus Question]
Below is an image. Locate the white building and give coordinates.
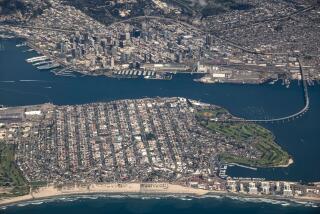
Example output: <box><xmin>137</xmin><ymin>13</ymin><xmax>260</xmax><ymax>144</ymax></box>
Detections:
<box><xmin>248</xmin><ymin>182</ymin><xmax>258</xmax><ymax>194</ymax></box>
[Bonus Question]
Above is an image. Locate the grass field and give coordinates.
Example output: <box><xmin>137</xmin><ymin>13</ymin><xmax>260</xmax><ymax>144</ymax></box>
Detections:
<box><xmin>196</xmin><ymin>108</ymin><xmax>290</xmax><ymax>167</ymax></box>
<box><xmin>0</xmin><ymin>142</ymin><xmax>29</xmax><ymax>197</ymax></box>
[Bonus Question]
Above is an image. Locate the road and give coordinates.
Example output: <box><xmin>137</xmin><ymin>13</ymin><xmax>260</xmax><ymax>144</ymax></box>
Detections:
<box><xmin>2</xmin><ymin>14</ymin><xmax>311</xmax><ymax>123</ymax></box>
<box><xmin>221</xmin><ymin>59</ymin><xmax>309</xmax><ymax>123</ymax></box>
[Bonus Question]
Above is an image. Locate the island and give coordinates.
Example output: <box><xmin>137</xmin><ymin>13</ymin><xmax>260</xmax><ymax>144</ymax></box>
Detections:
<box><xmin>0</xmin><ymin>97</ymin><xmax>319</xmax><ymax>207</ymax></box>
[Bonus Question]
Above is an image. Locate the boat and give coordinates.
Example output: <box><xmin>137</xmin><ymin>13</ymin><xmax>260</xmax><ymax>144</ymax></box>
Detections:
<box><xmin>268</xmin><ymin>79</ymin><xmax>278</xmax><ymax>84</ymax></box>
<box><xmin>23</xmin><ymin>49</ymin><xmax>34</xmax><ymax>52</ymax></box>
<box><xmin>26</xmin><ymin>56</ymin><xmax>48</xmax><ymax>63</ymax></box>
<box><xmin>37</xmin><ymin>63</ymin><xmax>60</xmax><ymax>70</ymax></box>
<box><xmin>16</xmin><ymin>42</ymin><xmax>26</xmax><ymax>47</ymax></box>
<box><xmin>33</xmin><ymin>61</ymin><xmax>53</xmax><ymax>66</ymax></box>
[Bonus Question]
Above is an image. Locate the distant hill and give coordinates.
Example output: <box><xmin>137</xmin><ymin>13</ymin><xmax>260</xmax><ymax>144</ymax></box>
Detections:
<box><xmin>0</xmin><ymin>0</ymin><xmax>51</xmax><ymax>19</ymax></box>
<box><xmin>0</xmin><ymin>0</ymin><xmax>28</xmax><ymax>14</ymax></box>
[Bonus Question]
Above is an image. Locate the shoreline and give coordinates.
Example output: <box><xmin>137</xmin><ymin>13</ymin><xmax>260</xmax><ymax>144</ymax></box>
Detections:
<box><xmin>276</xmin><ymin>158</ymin><xmax>294</xmax><ymax>168</ymax></box>
<box><xmin>2</xmin><ymin>36</ymin><xmax>320</xmax><ymax>83</ymax></box>
<box><xmin>0</xmin><ymin>37</ymin><xmax>319</xmax><ymax>210</ymax></box>
<box><xmin>0</xmin><ymin>183</ymin><xmax>209</xmax><ymax>208</ymax></box>
<box><xmin>1</xmin><ymin>183</ymin><xmax>320</xmax><ymax>208</ymax></box>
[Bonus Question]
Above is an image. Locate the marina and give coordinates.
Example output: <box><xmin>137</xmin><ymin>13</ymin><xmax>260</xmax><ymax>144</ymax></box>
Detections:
<box><xmin>24</xmin><ymin>54</ymin><xmax>62</xmax><ymax>72</ymax></box>
<box><xmin>0</xmin><ymin>0</ymin><xmax>320</xmax><ymax>211</ymax></box>
<box><xmin>0</xmin><ymin>38</ymin><xmax>319</xmax><ymax>183</ymax></box>
<box><xmin>0</xmin><ymin>38</ymin><xmax>320</xmax><ymax>213</ymax></box>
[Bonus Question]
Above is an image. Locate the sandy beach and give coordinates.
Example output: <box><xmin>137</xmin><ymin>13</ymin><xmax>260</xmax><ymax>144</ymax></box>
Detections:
<box><xmin>276</xmin><ymin>158</ymin><xmax>294</xmax><ymax>168</ymax></box>
<box><xmin>1</xmin><ymin>182</ymin><xmax>319</xmax><ymax>208</ymax></box>
<box><xmin>0</xmin><ymin>183</ymin><xmax>209</xmax><ymax>207</ymax></box>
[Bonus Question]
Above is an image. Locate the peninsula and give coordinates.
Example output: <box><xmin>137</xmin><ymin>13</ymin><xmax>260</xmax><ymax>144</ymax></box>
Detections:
<box><xmin>0</xmin><ymin>97</ymin><xmax>319</xmax><ymax>207</ymax></box>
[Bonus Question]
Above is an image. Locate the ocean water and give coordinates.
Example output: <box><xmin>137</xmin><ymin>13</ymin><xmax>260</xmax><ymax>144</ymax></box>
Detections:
<box><xmin>0</xmin><ymin>195</ymin><xmax>319</xmax><ymax>214</ymax></box>
<box><xmin>0</xmin><ymin>38</ymin><xmax>319</xmax><ymax>213</ymax></box>
<box><xmin>1</xmin><ymin>195</ymin><xmax>319</xmax><ymax>214</ymax></box>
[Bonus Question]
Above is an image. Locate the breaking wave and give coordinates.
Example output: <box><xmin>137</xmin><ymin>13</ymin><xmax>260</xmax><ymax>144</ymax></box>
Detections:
<box><xmin>2</xmin><ymin>193</ymin><xmax>318</xmax><ymax>209</ymax></box>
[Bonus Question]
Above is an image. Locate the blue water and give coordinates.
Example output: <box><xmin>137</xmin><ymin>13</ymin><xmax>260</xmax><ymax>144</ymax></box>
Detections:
<box><xmin>0</xmin><ymin>38</ymin><xmax>319</xmax><ymax>213</ymax></box>
<box><xmin>1</xmin><ymin>196</ymin><xmax>319</xmax><ymax>214</ymax></box>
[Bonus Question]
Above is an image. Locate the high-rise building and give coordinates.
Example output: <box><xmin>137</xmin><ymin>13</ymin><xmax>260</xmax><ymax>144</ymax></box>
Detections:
<box><xmin>144</xmin><ymin>53</ymin><xmax>148</xmax><ymax>63</ymax></box>
<box><xmin>110</xmin><ymin>57</ymin><xmax>115</xmax><ymax>68</ymax></box>
<box><xmin>111</xmin><ymin>46</ymin><xmax>117</xmax><ymax>56</ymax></box>
<box><xmin>261</xmin><ymin>182</ymin><xmax>270</xmax><ymax>195</ymax></box>
<box><xmin>124</xmin><ymin>23</ymin><xmax>130</xmax><ymax>32</ymax></box>
<box><xmin>71</xmin><ymin>48</ymin><xmax>76</xmax><ymax>58</ymax></box>
<box><xmin>83</xmin><ymin>33</ymin><xmax>90</xmax><ymax>42</ymax></box>
<box><xmin>58</xmin><ymin>41</ymin><xmax>68</xmax><ymax>57</ymax></box>
<box><xmin>125</xmin><ymin>32</ymin><xmax>131</xmax><ymax>41</ymax></box>
<box><xmin>248</xmin><ymin>182</ymin><xmax>258</xmax><ymax>194</ymax></box>
<box><xmin>77</xmin><ymin>47</ymin><xmax>83</xmax><ymax>58</ymax></box>
<box><xmin>102</xmin><ymin>59</ymin><xmax>107</xmax><ymax>69</ymax></box>
<box><xmin>119</xmin><ymin>33</ymin><xmax>126</xmax><ymax>41</ymax></box>
<box><xmin>283</xmin><ymin>182</ymin><xmax>293</xmax><ymax>196</ymax></box>
<box><xmin>89</xmin><ymin>37</ymin><xmax>95</xmax><ymax>47</ymax></box>
<box><xmin>106</xmin><ymin>35</ymin><xmax>112</xmax><ymax>45</ymax></box>
<box><xmin>205</xmin><ymin>35</ymin><xmax>212</xmax><ymax>46</ymax></box>
<box><xmin>276</xmin><ymin>182</ymin><xmax>281</xmax><ymax>192</ymax></box>
<box><xmin>101</xmin><ymin>39</ymin><xmax>107</xmax><ymax>49</ymax></box>
<box><xmin>91</xmin><ymin>58</ymin><xmax>96</xmax><ymax>66</ymax></box>
<box><xmin>119</xmin><ymin>41</ymin><xmax>125</xmax><ymax>48</ymax></box>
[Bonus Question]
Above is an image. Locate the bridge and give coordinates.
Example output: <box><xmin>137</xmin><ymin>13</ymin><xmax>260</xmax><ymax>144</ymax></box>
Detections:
<box><xmin>3</xmin><ymin>15</ymin><xmax>311</xmax><ymax>123</ymax></box>
<box><xmin>220</xmin><ymin>59</ymin><xmax>310</xmax><ymax>123</ymax></box>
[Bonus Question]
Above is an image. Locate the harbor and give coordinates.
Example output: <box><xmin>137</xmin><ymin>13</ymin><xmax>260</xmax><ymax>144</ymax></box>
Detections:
<box><xmin>1</xmin><ymin>38</ymin><xmax>320</xmax><ymax>183</ymax></box>
<box><xmin>23</xmin><ymin>51</ymin><xmax>173</xmax><ymax>80</ymax></box>
<box><xmin>25</xmin><ymin>55</ymin><xmax>58</xmax><ymax>69</ymax></box>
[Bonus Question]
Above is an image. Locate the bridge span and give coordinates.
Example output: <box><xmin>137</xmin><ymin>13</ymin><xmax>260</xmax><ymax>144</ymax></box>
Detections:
<box><xmin>221</xmin><ymin>60</ymin><xmax>309</xmax><ymax>123</ymax></box>
<box><xmin>4</xmin><ymin>16</ymin><xmax>310</xmax><ymax>124</ymax></box>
